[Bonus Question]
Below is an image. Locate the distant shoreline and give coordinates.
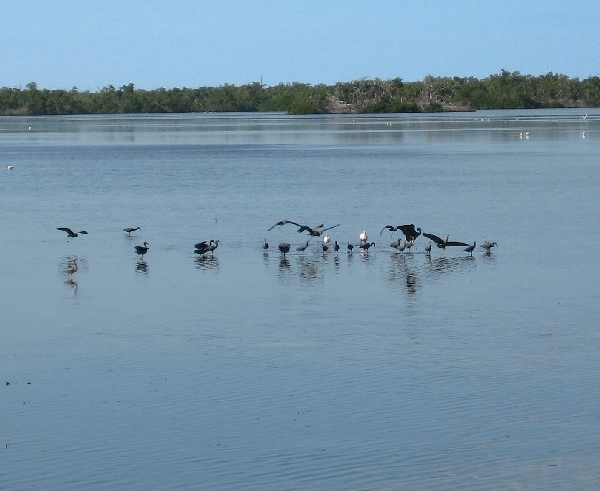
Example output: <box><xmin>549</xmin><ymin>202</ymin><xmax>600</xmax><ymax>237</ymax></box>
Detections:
<box><xmin>2</xmin><ymin>71</ymin><xmax>599</xmax><ymax>116</ymax></box>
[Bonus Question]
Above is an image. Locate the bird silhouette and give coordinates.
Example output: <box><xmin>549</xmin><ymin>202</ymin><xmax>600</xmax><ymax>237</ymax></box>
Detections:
<box><xmin>347</xmin><ymin>240</ymin><xmax>354</xmax><ymax>253</ymax></box>
<box><xmin>135</xmin><ymin>242</ymin><xmax>149</xmax><ymax>258</ymax></box>
<box><xmin>398</xmin><ymin>224</ymin><xmax>422</xmax><ymax>242</ymax></box>
<box><xmin>464</xmin><ymin>241</ymin><xmax>476</xmax><ymax>256</ymax></box>
<box><xmin>422</xmin><ymin>233</ymin><xmax>468</xmax><ymax>249</ymax></box>
<box><xmin>123</xmin><ymin>227</ymin><xmax>140</xmax><ymax>235</ymax></box>
<box><xmin>263</xmin><ymin>238</ymin><xmax>269</xmax><ymax>250</ymax></box>
<box><xmin>57</xmin><ymin>227</ymin><xmax>88</xmax><ymax>238</ymax></box>
<box><xmin>278</xmin><ymin>243</ymin><xmax>291</xmax><ymax>256</ymax></box>
<box><xmin>334</xmin><ymin>241</ymin><xmax>340</xmax><ymax>252</ymax></box>
<box><xmin>359</xmin><ymin>242</ymin><xmax>375</xmax><ymax>252</ymax></box>
<box><xmin>296</xmin><ymin>240</ymin><xmax>311</xmax><ymax>252</ymax></box>
<box><xmin>195</xmin><ymin>240</ymin><xmax>219</xmax><ymax>257</ymax></box>
<box><xmin>268</xmin><ymin>220</ymin><xmax>340</xmax><ymax>237</ymax></box>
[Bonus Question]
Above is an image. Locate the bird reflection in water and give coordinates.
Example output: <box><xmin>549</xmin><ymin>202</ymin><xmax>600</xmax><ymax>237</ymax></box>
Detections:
<box><xmin>64</xmin><ymin>278</ymin><xmax>78</xmax><ymax>294</ymax></box>
<box><xmin>195</xmin><ymin>255</ymin><xmax>219</xmax><ymax>271</ymax></box>
<box><xmin>406</xmin><ymin>273</ymin><xmax>418</xmax><ymax>295</ymax></box>
<box><xmin>136</xmin><ymin>260</ymin><xmax>149</xmax><ymax>275</ymax></box>
<box><xmin>297</xmin><ymin>255</ymin><xmax>322</xmax><ymax>282</ymax></box>
<box><xmin>278</xmin><ymin>256</ymin><xmax>291</xmax><ymax>275</ymax></box>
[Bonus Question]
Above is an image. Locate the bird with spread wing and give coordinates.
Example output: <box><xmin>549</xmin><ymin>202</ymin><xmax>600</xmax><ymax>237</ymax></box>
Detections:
<box><xmin>267</xmin><ymin>220</ymin><xmax>340</xmax><ymax>237</ymax></box>
<box><xmin>422</xmin><ymin>232</ymin><xmax>469</xmax><ymax>249</ymax></box>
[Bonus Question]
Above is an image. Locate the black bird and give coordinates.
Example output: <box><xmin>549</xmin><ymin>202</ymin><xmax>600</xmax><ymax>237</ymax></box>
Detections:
<box><xmin>422</xmin><ymin>233</ymin><xmax>469</xmax><ymax>249</ymax></box>
<box><xmin>296</xmin><ymin>240</ymin><xmax>311</xmax><ymax>252</ymax></box>
<box><xmin>334</xmin><ymin>241</ymin><xmax>340</xmax><ymax>252</ymax></box>
<box><xmin>123</xmin><ymin>227</ymin><xmax>140</xmax><ymax>235</ymax></box>
<box><xmin>398</xmin><ymin>224</ymin><xmax>422</xmax><ymax>242</ymax></box>
<box><xmin>268</xmin><ymin>220</ymin><xmax>340</xmax><ymax>237</ymax></box>
<box><xmin>322</xmin><ymin>244</ymin><xmax>328</xmax><ymax>252</ymax></box>
<box><xmin>57</xmin><ymin>227</ymin><xmax>88</xmax><ymax>238</ymax></box>
<box><xmin>464</xmin><ymin>241</ymin><xmax>476</xmax><ymax>256</ymax></box>
<box><xmin>359</xmin><ymin>242</ymin><xmax>376</xmax><ymax>252</ymax></box>
<box><xmin>347</xmin><ymin>240</ymin><xmax>354</xmax><ymax>253</ymax></box>
<box><xmin>195</xmin><ymin>240</ymin><xmax>219</xmax><ymax>257</ymax></box>
<box><xmin>278</xmin><ymin>243</ymin><xmax>291</xmax><ymax>256</ymax></box>
<box><xmin>263</xmin><ymin>238</ymin><xmax>269</xmax><ymax>250</ymax></box>
<box><xmin>135</xmin><ymin>242</ymin><xmax>149</xmax><ymax>258</ymax></box>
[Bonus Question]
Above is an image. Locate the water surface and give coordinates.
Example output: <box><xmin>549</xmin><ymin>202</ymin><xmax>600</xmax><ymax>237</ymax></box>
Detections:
<box><xmin>1</xmin><ymin>110</ymin><xmax>600</xmax><ymax>489</ymax></box>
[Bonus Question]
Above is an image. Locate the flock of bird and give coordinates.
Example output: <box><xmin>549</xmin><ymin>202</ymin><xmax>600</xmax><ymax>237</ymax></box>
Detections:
<box><xmin>56</xmin><ymin>220</ymin><xmax>497</xmax><ymax>282</ymax></box>
<box><xmin>264</xmin><ymin>220</ymin><xmax>497</xmax><ymax>258</ymax></box>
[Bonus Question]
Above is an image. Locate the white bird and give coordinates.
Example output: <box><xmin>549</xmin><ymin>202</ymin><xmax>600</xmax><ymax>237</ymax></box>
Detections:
<box><xmin>6</xmin><ymin>165</ymin><xmax>14</xmax><ymax>170</ymax></box>
<box><xmin>323</xmin><ymin>234</ymin><xmax>330</xmax><ymax>247</ymax></box>
<box><xmin>583</xmin><ymin>114</ymin><xmax>588</xmax><ymax>120</ymax></box>
<box><xmin>359</xmin><ymin>231</ymin><xmax>368</xmax><ymax>243</ymax></box>
<box><xmin>480</xmin><ymin>241</ymin><xmax>497</xmax><ymax>252</ymax></box>
<box><xmin>582</xmin><ymin>132</ymin><xmax>586</xmax><ymax>138</ymax></box>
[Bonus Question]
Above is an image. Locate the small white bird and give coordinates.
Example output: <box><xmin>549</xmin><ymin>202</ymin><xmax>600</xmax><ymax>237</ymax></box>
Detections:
<box><xmin>425</xmin><ymin>241</ymin><xmax>432</xmax><ymax>255</ymax></box>
<box><xmin>359</xmin><ymin>231</ymin><xmax>368</xmax><ymax>243</ymax></box>
<box><xmin>6</xmin><ymin>165</ymin><xmax>14</xmax><ymax>171</ymax></box>
<box><xmin>323</xmin><ymin>234</ymin><xmax>330</xmax><ymax>247</ymax></box>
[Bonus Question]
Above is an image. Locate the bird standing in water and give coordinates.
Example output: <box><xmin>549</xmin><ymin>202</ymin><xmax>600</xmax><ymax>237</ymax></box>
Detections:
<box><xmin>464</xmin><ymin>241</ymin><xmax>476</xmax><ymax>256</ymax></box>
<box><xmin>135</xmin><ymin>242</ymin><xmax>149</xmax><ymax>259</ymax></box>
<box><xmin>123</xmin><ymin>227</ymin><xmax>141</xmax><ymax>236</ymax></box>
<box><xmin>263</xmin><ymin>238</ymin><xmax>269</xmax><ymax>250</ymax></box>
<box><xmin>278</xmin><ymin>243</ymin><xmax>291</xmax><ymax>256</ymax></box>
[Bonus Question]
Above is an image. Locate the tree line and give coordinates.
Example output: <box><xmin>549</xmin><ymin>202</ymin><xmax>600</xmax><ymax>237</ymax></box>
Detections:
<box><xmin>1</xmin><ymin>71</ymin><xmax>599</xmax><ymax>116</ymax></box>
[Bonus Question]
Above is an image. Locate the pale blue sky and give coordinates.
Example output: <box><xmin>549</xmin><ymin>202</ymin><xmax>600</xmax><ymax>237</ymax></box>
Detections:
<box><xmin>2</xmin><ymin>0</ymin><xmax>598</xmax><ymax>90</ymax></box>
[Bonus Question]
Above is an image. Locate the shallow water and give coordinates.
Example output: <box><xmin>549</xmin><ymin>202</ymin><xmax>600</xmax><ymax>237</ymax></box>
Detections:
<box><xmin>1</xmin><ymin>110</ymin><xmax>600</xmax><ymax>490</ymax></box>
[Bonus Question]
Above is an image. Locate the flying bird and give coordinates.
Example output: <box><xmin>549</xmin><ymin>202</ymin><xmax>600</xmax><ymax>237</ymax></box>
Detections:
<box><xmin>123</xmin><ymin>227</ymin><xmax>140</xmax><ymax>235</ymax></box>
<box><xmin>268</xmin><ymin>220</ymin><xmax>340</xmax><ymax>237</ymax></box>
<box><xmin>422</xmin><ymin>233</ymin><xmax>469</xmax><ymax>249</ymax></box>
<box><xmin>57</xmin><ymin>227</ymin><xmax>88</xmax><ymax>238</ymax></box>
<box><xmin>398</xmin><ymin>224</ymin><xmax>422</xmax><ymax>242</ymax></box>
<box><xmin>6</xmin><ymin>165</ymin><xmax>14</xmax><ymax>171</ymax></box>
<box><xmin>135</xmin><ymin>242</ymin><xmax>150</xmax><ymax>258</ymax></box>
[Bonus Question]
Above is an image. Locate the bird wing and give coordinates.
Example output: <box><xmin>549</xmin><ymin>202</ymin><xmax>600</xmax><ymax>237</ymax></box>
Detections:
<box><xmin>423</xmin><ymin>232</ymin><xmax>444</xmax><ymax>246</ymax></box>
<box><xmin>322</xmin><ymin>223</ymin><xmax>340</xmax><ymax>232</ymax></box>
<box><xmin>194</xmin><ymin>241</ymin><xmax>208</xmax><ymax>249</ymax></box>
<box><xmin>267</xmin><ymin>220</ymin><xmax>301</xmax><ymax>231</ymax></box>
<box><xmin>79</xmin><ymin>231</ymin><xmax>88</xmax><ymax>235</ymax></box>
<box><xmin>57</xmin><ymin>227</ymin><xmax>74</xmax><ymax>235</ymax></box>
<box><xmin>446</xmin><ymin>241</ymin><xmax>470</xmax><ymax>247</ymax></box>
<box><xmin>380</xmin><ymin>225</ymin><xmax>395</xmax><ymax>235</ymax></box>
<box><xmin>399</xmin><ymin>224</ymin><xmax>417</xmax><ymax>240</ymax></box>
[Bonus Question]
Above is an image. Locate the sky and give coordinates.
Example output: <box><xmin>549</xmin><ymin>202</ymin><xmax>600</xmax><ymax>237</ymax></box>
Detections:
<box><xmin>2</xmin><ymin>0</ymin><xmax>599</xmax><ymax>91</ymax></box>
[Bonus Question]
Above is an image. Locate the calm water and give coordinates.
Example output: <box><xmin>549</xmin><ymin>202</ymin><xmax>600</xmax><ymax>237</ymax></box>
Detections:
<box><xmin>1</xmin><ymin>110</ymin><xmax>600</xmax><ymax>490</ymax></box>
